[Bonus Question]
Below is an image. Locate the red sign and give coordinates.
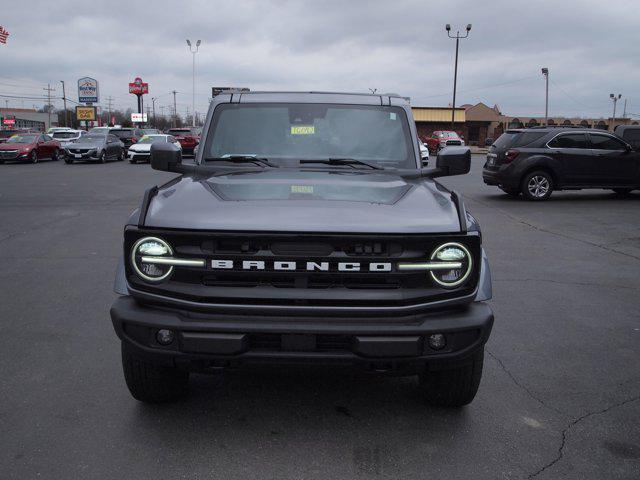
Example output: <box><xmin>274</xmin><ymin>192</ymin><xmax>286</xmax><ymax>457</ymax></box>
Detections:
<box><xmin>2</xmin><ymin>116</ymin><xmax>15</xmax><ymax>125</ymax></box>
<box><xmin>128</xmin><ymin>77</ymin><xmax>149</xmax><ymax>95</ymax></box>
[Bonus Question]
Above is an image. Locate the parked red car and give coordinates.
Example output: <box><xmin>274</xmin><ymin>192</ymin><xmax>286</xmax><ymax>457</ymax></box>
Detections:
<box><xmin>424</xmin><ymin>130</ymin><xmax>465</xmax><ymax>154</ymax></box>
<box><xmin>166</xmin><ymin>128</ymin><xmax>200</xmax><ymax>155</ymax></box>
<box><xmin>0</xmin><ymin>132</ymin><xmax>61</xmax><ymax>164</ymax></box>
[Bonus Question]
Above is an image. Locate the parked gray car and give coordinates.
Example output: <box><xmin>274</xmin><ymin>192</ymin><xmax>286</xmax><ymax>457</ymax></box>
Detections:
<box><xmin>64</xmin><ymin>133</ymin><xmax>125</xmax><ymax>164</ymax></box>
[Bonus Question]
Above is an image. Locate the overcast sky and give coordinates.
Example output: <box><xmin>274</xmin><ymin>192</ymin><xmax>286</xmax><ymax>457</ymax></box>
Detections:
<box><xmin>1</xmin><ymin>0</ymin><xmax>638</xmax><ymax>120</ymax></box>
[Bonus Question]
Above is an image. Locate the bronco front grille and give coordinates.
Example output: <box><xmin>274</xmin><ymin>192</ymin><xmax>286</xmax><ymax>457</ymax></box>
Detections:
<box><xmin>124</xmin><ymin>229</ymin><xmax>480</xmax><ymax>309</ymax></box>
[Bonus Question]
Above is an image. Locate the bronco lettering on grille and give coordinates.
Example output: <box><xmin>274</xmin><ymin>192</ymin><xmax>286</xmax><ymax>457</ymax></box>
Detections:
<box><xmin>210</xmin><ymin>260</ymin><xmax>392</xmax><ymax>272</ymax></box>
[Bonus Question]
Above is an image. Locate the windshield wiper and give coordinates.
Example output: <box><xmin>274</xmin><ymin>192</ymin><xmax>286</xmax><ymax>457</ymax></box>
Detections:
<box><xmin>300</xmin><ymin>158</ymin><xmax>383</xmax><ymax>170</ymax></box>
<box><xmin>203</xmin><ymin>155</ymin><xmax>277</xmax><ymax>167</ymax></box>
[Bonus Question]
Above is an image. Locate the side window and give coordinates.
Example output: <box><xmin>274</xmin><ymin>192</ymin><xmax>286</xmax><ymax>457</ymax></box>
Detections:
<box><xmin>39</xmin><ymin>134</ymin><xmax>47</xmax><ymax>142</ymax></box>
<box><xmin>168</xmin><ymin>136</ymin><xmax>176</xmax><ymax>143</ymax></box>
<box><xmin>548</xmin><ymin>133</ymin><xmax>588</xmax><ymax>149</ymax></box>
<box><xmin>44</xmin><ymin>135</ymin><xmax>53</xmax><ymax>141</ymax></box>
<box><xmin>590</xmin><ymin>134</ymin><xmax>626</xmax><ymax>151</ymax></box>
<box><xmin>108</xmin><ymin>135</ymin><xmax>117</xmax><ymax>143</ymax></box>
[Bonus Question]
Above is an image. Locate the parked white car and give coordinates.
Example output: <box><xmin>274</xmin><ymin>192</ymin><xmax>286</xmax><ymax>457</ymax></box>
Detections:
<box><xmin>128</xmin><ymin>134</ymin><xmax>181</xmax><ymax>164</ymax></box>
<box><xmin>50</xmin><ymin>129</ymin><xmax>87</xmax><ymax>152</ymax></box>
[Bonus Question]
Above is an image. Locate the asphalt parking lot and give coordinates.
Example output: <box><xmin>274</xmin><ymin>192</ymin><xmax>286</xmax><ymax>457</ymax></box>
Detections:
<box><xmin>1</xmin><ymin>154</ymin><xmax>638</xmax><ymax>479</ymax></box>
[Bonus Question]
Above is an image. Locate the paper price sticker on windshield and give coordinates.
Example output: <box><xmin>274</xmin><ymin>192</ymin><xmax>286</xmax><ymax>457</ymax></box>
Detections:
<box><xmin>291</xmin><ymin>125</ymin><xmax>315</xmax><ymax>135</ymax></box>
<box><xmin>291</xmin><ymin>185</ymin><xmax>314</xmax><ymax>194</ymax></box>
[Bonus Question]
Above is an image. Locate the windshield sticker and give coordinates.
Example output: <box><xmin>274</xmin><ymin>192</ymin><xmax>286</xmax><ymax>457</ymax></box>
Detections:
<box><xmin>291</xmin><ymin>125</ymin><xmax>315</xmax><ymax>135</ymax></box>
<box><xmin>390</xmin><ymin>112</ymin><xmax>397</xmax><ymax>120</ymax></box>
<box><xmin>291</xmin><ymin>185</ymin><xmax>314</xmax><ymax>194</ymax></box>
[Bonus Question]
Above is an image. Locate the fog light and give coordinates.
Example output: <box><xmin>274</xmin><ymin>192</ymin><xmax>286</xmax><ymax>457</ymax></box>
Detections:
<box><xmin>427</xmin><ymin>334</ymin><xmax>446</xmax><ymax>350</ymax></box>
<box><xmin>156</xmin><ymin>329</ymin><xmax>175</xmax><ymax>346</ymax></box>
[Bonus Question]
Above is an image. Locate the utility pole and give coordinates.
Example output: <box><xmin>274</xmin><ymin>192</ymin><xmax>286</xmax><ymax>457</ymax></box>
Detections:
<box><xmin>610</xmin><ymin>93</ymin><xmax>622</xmax><ymax>131</ymax></box>
<box><xmin>43</xmin><ymin>83</ymin><xmax>55</xmax><ymax>129</ymax></box>
<box><xmin>172</xmin><ymin>90</ymin><xmax>177</xmax><ymax>127</ymax></box>
<box><xmin>151</xmin><ymin>97</ymin><xmax>157</xmax><ymax>127</ymax></box>
<box><xmin>541</xmin><ymin>68</ymin><xmax>549</xmax><ymax>125</ymax></box>
<box><xmin>622</xmin><ymin>98</ymin><xmax>627</xmax><ymax>119</ymax></box>
<box><xmin>59</xmin><ymin>81</ymin><xmax>67</xmax><ymax>127</ymax></box>
<box><xmin>445</xmin><ymin>24</ymin><xmax>472</xmax><ymax>131</ymax></box>
<box><xmin>186</xmin><ymin>39</ymin><xmax>201</xmax><ymax>128</ymax></box>
<box><xmin>106</xmin><ymin>96</ymin><xmax>114</xmax><ymax>126</ymax></box>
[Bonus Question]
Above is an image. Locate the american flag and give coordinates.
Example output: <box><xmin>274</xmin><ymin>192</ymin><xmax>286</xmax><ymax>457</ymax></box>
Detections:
<box><xmin>0</xmin><ymin>26</ymin><xmax>9</xmax><ymax>44</ymax></box>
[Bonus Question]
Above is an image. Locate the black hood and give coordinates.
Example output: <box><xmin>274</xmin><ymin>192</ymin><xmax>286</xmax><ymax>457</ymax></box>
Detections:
<box><xmin>144</xmin><ymin>169</ymin><xmax>461</xmax><ymax>233</ymax></box>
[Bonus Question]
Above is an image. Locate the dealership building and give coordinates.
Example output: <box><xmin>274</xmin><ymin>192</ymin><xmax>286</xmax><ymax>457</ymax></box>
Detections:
<box><xmin>412</xmin><ymin>102</ymin><xmax>638</xmax><ymax>146</ymax></box>
<box><xmin>0</xmin><ymin>108</ymin><xmax>56</xmax><ymax>131</ymax></box>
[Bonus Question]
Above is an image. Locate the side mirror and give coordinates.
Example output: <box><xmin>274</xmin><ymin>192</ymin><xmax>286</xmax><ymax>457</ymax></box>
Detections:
<box><xmin>424</xmin><ymin>147</ymin><xmax>471</xmax><ymax>178</ymax></box>
<box><xmin>151</xmin><ymin>141</ymin><xmax>183</xmax><ymax>172</ymax></box>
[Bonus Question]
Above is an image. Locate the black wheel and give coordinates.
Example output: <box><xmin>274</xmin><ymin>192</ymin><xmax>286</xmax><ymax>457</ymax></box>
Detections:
<box><xmin>129</xmin><ymin>158</ymin><xmax>136</xmax><ymax>164</ymax></box>
<box><xmin>98</xmin><ymin>150</ymin><xmax>106</xmax><ymax>163</ymax></box>
<box><xmin>0</xmin><ymin>159</ymin><xmax>4</xmax><ymax>165</ymax></box>
<box><xmin>119</xmin><ymin>149</ymin><xmax>125</xmax><ymax>161</ymax></box>
<box><xmin>51</xmin><ymin>149</ymin><xmax>59</xmax><ymax>161</ymax></box>
<box><xmin>612</xmin><ymin>188</ymin><xmax>633</xmax><ymax>195</ymax></box>
<box><xmin>30</xmin><ymin>150</ymin><xmax>38</xmax><ymax>164</ymax></box>
<box><xmin>500</xmin><ymin>187</ymin><xmax>520</xmax><ymax>197</ymax></box>
<box><xmin>121</xmin><ymin>344</ymin><xmax>189</xmax><ymax>403</ymax></box>
<box><xmin>64</xmin><ymin>157</ymin><xmax>74</xmax><ymax>164</ymax></box>
<box><xmin>418</xmin><ymin>349</ymin><xmax>484</xmax><ymax>407</ymax></box>
<box><xmin>521</xmin><ymin>170</ymin><xmax>553</xmax><ymax>201</ymax></box>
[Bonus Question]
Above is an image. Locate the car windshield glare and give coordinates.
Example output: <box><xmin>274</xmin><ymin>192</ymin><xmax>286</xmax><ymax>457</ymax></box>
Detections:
<box><xmin>137</xmin><ymin>135</ymin><xmax>166</xmax><ymax>144</ymax></box>
<box><xmin>52</xmin><ymin>132</ymin><xmax>78</xmax><ymax>139</ymax></box>
<box><xmin>203</xmin><ymin>103</ymin><xmax>415</xmax><ymax>169</ymax></box>
<box><xmin>7</xmin><ymin>134</ymin><xmax>37</xmax><ymax>143</ymax></box>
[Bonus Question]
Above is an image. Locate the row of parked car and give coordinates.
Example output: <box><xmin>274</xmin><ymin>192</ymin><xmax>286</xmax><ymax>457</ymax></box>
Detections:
<box><xmin>0</xmin><ymin>126</ymin><xmax>201</xmax><ymax>164</ymax></box>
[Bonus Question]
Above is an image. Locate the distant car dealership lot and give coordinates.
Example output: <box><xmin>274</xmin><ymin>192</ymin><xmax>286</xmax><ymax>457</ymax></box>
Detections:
<box><xmin>0</xmin><ymin>155</ymin><xmax>638</xmax><ymax>479</ymax></box>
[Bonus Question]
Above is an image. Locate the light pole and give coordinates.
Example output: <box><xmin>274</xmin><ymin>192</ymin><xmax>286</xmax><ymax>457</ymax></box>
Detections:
<box><xmin>541</xmin><ymin>68</ymin><xmax>549</xmax><ymax>126</ymax></box>
<box><xmin>446</xmin><ymin>23</ymin><xmax>471</xmax><ymax>131</ymax></box>
<box><xmin>610</xmin><ymin>93</ymin><xmax>621</xmax><ymax>131</ymax></box>
<box><xmin>186</xmin><ymin>39</ymin><xmax>201</xmax><ymax>128</ymax></box>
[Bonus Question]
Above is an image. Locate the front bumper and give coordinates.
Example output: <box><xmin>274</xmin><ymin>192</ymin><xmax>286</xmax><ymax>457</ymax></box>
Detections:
<box><xmin>111</xmin><ymin>296</ymin><xmax>494</xmax><ymax>372</ymax></box>
<box><xmin>128</xmin><ymin>151</ymin><xmax>150</xmax><ymax>162</ymax></box>
<box><xmin>66</xmin><ymin>150</ymin><xmax>99</xmax><ymax>160</ymax></box>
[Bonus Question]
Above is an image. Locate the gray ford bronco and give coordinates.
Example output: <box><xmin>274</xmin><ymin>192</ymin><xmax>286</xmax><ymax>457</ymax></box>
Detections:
<box><xmin>110</xmin><ymin>91</ymin><xmax>493</xmax><ymax>407</ymax></box>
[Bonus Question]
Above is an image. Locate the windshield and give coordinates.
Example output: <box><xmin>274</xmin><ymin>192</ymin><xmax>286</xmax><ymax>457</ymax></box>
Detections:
<box><xmin>6</xmin><ymin>134</ymin><xmax>37</xmax><ymax>143</ymax></box>
<box><xmin>204</xmin><ymin>103</ymin><xmax>415</xmax><ymax>168</ymax></box>
<box><xmin>52</xmin><ymin>132</ymin><xmax>78</xmax><ymax>139</ymax></box>
<box><xmin>438</xmin><ymin>132</ymin><xmax>460</xmax><ymax>139</ymax></box>
<box><xmin>111</xmin><ymin>130</ymin><xmax>134</xmax><ymax>138</ymax></box>
<box><xmin>137</xmin><ymin>135</ymin><xmax>166</xmax><ymax>144</ymax></box>
<box><xmin>76</xmin><ymin>135</ymin><xmax>104</xmax><ymax>144</ymax></box>
<box><xmin>89</xmin><ymin>127</ymin><xmax>109</xmax><ymax>134</ymax></box>
<box><xmin>167</xmin><ymin>129</ymin><xmax>191</xmax><ymax>136</ymax></box>
<box><xmin>142</xmin><ymin>129</ymin><xmax>160</xmax><ymax>134</ymax></box>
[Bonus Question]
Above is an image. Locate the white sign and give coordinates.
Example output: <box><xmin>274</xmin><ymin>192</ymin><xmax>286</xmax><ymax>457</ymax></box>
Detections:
<box><xmin>78</xmin><ymin>77</ymin><xmax>99</xmax><ymax>103</ymax></box>
<box><xmin>131</xmin><ymin>113</ymin><xmax>148</xmax><ymax>123</ymax></box>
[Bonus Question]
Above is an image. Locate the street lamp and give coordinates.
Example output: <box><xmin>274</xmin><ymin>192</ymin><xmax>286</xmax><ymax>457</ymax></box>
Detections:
<box><xmin>186</xmin><ymin>39</ymin><xmax>201</xmax><ymax>128</ymax></box>
<box><xmin>446</xmin><ymin>24</ymin><xmax>471</xmax><ymax>131</ymax></box>
<box><xmin>541</xmin><ymin>68</ymin><xmax>549</xmax><ymax>126</ymax></box>
<box><xmin>610</xmin><ymin>93</ymin><xmax>622</xmax><ymax>131</ymax></box>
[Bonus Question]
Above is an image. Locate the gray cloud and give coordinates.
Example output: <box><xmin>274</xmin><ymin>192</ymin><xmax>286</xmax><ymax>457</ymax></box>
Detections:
<box><xmin>1</xmin><ymin>0</ymin><xmax>638</xmax><ymax>119</ymax></box>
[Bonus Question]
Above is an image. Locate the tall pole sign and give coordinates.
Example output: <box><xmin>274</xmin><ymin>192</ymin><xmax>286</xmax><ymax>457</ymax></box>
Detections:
<box><xmin>129</xmin><ymin>77</ymin><xmax>149</xmax><ymax>124</ymax></box>
<box><xmin>77</xmin><ymin>77</ymin><xmax>99</xmax><ymax>129</ymax></box>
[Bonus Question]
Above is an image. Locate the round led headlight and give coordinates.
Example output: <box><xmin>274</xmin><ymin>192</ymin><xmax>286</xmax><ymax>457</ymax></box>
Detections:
<box><xmin>429</xmin><ymin>242</ymin><xmax>472</xmax><ymax>288</ymax></box>
<box><xmin>130</xmin><ymin>236</ymin><xmax>174</xmax><ymax>282</ymax></box>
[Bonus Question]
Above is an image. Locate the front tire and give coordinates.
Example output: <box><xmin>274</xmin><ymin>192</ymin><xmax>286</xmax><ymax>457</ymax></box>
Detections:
<box><xmin>119</xmin><ymin>150</ymin><xmax>125</xmax><ymax>161</ymax></box>
<box><xmin>98</xmin><ymin>150</ymin><xmax>106</xmax><ymax>163</ymax></box>
<box><xmin>522</xmin><ymin>170</ymin><xmax>553</xmax><ymax>201</ymax></box>
<box><xmin>30</xmin><ymin>150</ymin><xmax>38</xmax><ymax>164</ymax></box>
<box><xmin>51</xmin><ymin>149</ymin><xmax>59</xmax><ymax>161</ymax></box>
<box><xmin>418</xmin><ymin>349</ymin><xmax>484</xmax><ymax>407</ymax></box>
<box><xmin>121</xmin><ymin>344</ymin><xmax>189</xmax><ymax>403</ymax></box>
